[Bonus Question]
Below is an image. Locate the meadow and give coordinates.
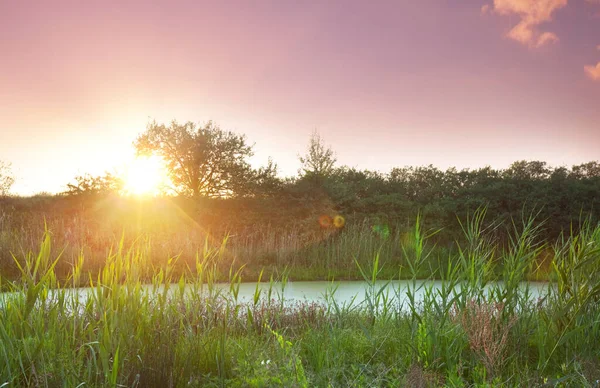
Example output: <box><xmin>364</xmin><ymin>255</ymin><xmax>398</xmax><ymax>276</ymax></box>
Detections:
<box><xmin>1</xmin><ymin>206</ymin><xmax>599</xmax><ymax>387</ymax></box>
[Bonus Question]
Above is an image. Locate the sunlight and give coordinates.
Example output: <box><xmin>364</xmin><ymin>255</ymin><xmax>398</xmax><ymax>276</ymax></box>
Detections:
<box><xmin>123</xmin><ymin>156</ymin><xmax>167</xmax><ymax>196</ymax></box>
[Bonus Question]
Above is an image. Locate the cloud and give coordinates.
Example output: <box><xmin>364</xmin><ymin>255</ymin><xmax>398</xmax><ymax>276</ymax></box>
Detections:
<box><xmin>490</xmin><ymin>0</ymin><xmax>568</xmax><ymax>47</ymax></box>
<box><xmin>586</xmin><ymin>0</ymin><xmax>600</xmax><ymax>4</ymax></box>
<box><xmin>584</xmin><ymin>62</ymin><xmax>600</xmax><ymax>81</ymax></box>
<box><xmin>536</xmin><ymin>31</ymin><xmax>559</xmax><ymax>46</ymax></box>
<box><xmin>481</xmin><ymin>4</ymin><xmax>491</xmax><ymax>14</ymax></box>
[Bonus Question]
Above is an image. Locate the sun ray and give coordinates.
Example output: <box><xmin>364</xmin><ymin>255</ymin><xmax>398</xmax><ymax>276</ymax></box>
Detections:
<box><xmin>123</xmin><ymin>156</ymin><xmax>167</xmax><ymax>196</ymax></box>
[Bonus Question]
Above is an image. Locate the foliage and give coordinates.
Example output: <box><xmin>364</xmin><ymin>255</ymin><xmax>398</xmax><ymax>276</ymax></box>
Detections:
<box><xmin>134</xmin><ymin>120</ymin><xmax>278</xmax><ymax>198</ymax></box>
<box><xmin>2</xmin><ymin>147</ymin><xmax>600</xmax><ymax>283</ymax></box>
<box><xmin>450</xmin><ymin>300</ymin><xmax>517</xmax><ymax>379</ymax></box>
<box><xmin>0</xmin><ymin>160</ymin><xmax>15</xmax><ymax>197</ymax></box>
<box><xmin>63</xmin><ymin>172</ymin><xmax>123</xmax><ymax>196</ymax></box>
<box><xmin>298</xmin><ymin>130</ymin><xmax>337</xmax><ymax>183</ymax></box>
<box><xmin>1</xmin><ymin>216</ymin><xmax>600</xmax><ymax>386</ymax></box>
<box><xmin>244</xmin><ymin>158</ymin><xmax>282</xmax><ymax>197</ymax></box>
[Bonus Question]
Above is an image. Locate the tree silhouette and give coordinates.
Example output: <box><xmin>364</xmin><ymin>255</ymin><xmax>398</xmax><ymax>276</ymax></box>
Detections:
<box><xmin>298</xmin><ymin>131</ymin><xmax>337</xmax><ymax>183</ymax></box>
<box><xmin>135</xmin><ymin>120</ymin><xmax>275</xmax><ymax>198</ymax></box>
<box><xmin>64</xmin><ymin>172</ymin><xmax>123</xmax><ymax>196</ymax></box>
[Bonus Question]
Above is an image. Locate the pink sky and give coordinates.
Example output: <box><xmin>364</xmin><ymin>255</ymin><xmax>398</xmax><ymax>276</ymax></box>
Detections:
<box><xmin>1</xmin><ymin>0</ymin><xmax>599</xmax><ymax>194</ymax></box>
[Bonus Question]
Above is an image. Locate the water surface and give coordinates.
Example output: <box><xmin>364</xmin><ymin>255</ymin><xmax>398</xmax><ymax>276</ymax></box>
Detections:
<box><xmin>1</xmin><ymin>280</ymin><xmax>548</xmax><ymax>311</ymax></box>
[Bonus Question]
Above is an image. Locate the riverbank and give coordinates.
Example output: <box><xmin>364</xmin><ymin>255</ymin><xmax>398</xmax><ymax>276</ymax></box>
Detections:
<box><xmin>1</xmin><ymin>216</ymin><xmax>598</xmax><ymax>386</ymax></box>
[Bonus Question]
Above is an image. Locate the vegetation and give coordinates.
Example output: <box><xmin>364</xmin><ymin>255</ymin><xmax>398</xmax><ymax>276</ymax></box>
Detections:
<box><xmin>298</xmin><ymin>130</ymin><xmax>337</xmax><ymax>182</ymax></box>
<box><xmin>64</xmin><ymin>173</ymin><xmax>124</xmax><ymax>197</ymax></box>
<box><xmin>1</xmin><ymin>158</ymin><xmax>599</xmax><ymax>282</ymax></box>
<box><xmin>1</xmin><ymin>121</ymin><xmax>600</xmax><ymax>385</ymax></box>
<box><xmin>1</xmin><ymin>212</ymin><xmax>599</xmax><ymax>386</ymax></box>
<box><xmin>0</xmin><ymin>160</ymin><xmax>15</xmax><ymax>197</ymax></box>
<box><xmin>134</xmin><ymin>120</ymin><xmax>278</xmax><ymax>198</ymax></box>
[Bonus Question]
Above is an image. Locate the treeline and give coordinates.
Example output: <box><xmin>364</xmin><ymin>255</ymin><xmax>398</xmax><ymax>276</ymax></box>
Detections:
<box><xmin>3</xmin><ymin>160</ymin><xmax>600</xmax><ymax>243</ymax></box>
<box><xmin>291</xmin><ymin>160</ymin><xmax>600</xmax><ymax>242</ymax></box>
<box><xmin>1</xmin><ymin>121</ymin><xmax>599</xmax><ymax>265</ymax></box>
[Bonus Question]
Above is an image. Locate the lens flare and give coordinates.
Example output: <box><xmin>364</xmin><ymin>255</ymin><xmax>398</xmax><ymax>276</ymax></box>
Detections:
<box><xmin>318</xmin><ymin>215</ymin><xmax>333</xmax><ymax>228</ymax></box>
<box><xmin>333</xmin><ymin>215</ymin><xmax>345</xmax><ymax>228</ymax></box>
<box><xmin>123</xmin><ymin>156</ymin><xmax>167</xmax><ymax>196</ymax></box>
<box><xmin>372</xmin><ymin>224</ymin><xmax>390</xmax><ymax>240</ymax></box>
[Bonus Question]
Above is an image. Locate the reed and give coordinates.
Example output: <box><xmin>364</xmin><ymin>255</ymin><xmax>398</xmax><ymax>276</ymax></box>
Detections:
<box><xmin>0</xmin><ymin>211</ymin><xmax>599</xmax><ymax>386</ymax></box>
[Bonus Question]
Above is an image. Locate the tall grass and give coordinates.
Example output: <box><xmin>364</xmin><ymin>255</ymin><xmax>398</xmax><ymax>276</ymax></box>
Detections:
<box><xmin>0</xmin><ymin>198</ymin><xmax>439</xmax><ymax>284</ymax></box>
<box><xmin>1</xmin><ymin>211</ymin><xmax>599</xmax><ymax>386</ymax></box>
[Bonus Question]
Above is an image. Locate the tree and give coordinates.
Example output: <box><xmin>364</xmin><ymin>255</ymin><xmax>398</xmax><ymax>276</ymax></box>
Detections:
<box><xmin>571</xmin><ymin>162</ymin><xmax>600</xmax><ymax>178</ymax></box>
<box><xmin>245</xmin><ymin>158</ymin><xmax>282</xmax><ymax>197</ymax></box>
<box><xmin>64</xmin><ymin>172</ymin><xmax>123</xmax><ymax>196</ymax></box>
<box><xmin>504</xmin><ymin>161</ymin><xmax>550</xmax><ymax>180</ymax></box>
<box><xmin>298</xmin><ymin>130</ymin><xmax>337</xmax><ymax>182</ymax></box>
<box><xmin>135</xmin><ymin>120</ymin><xmax>264</xmax><ymax>198</ymax></box>
<box><xmin>0</xmin><ymin>160</ymin><xmax>15</xmax><ymax>197</ymax></box>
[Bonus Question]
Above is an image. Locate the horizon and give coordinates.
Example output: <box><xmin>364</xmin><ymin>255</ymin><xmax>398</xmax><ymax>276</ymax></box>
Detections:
<box><xmin>2</xmin><ymin>0</ymin><xmax>600</xmax><ymax>195</ymax></box>
<box><xmin>5</xmin><ymin>152</ymin><xmax>599</xmax><ymax>198</ymax></box>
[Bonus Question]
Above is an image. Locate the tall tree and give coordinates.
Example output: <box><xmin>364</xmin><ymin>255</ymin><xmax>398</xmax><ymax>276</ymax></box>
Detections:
<box><xmin>0</xmin><ymin>160</ymin><xmax>15</xmax><ymax>197</ymax></box>
<box><xmin>135</xmin><ymin>120</ymin><xmax>267</xmax><ymax>198</ymax></box>
<box><xmin>298</xmin><ymin>130</ymin><xmax>337</xmax><ymax>182</ymax></box>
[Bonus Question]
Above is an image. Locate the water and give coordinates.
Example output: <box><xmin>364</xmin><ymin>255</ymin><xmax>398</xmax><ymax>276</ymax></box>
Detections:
<box><xmin>1</xmin><ymin>280</ymin><xmax>549</xmax><ymax>311</ymax></box>
<box><xmin>208</xmin><ymin>280</ymin><xmax>548</xmax><ymax>306</ymax></box>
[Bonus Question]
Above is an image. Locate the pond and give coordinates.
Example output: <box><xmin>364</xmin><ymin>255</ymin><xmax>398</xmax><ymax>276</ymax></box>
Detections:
<box><xmin>1</xmin><ymin>280</ymin><xmax>548</xmax><ymax>311</ymax></box>
<box><xmin>207</xmin><ymin>280</ymin><xmax>548</xmax><ymax>306</ymax></box>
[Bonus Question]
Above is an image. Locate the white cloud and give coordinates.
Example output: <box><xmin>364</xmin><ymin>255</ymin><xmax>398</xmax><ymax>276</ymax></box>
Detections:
<box><xmin>490</xmin><ymin>0</ymin><xmax>567</xmax><ymax>47</ymax></box>
<box><xmin>584</xmin><ymin>62</ymin><xmax>600</xmax><ymax>81</ymax></box>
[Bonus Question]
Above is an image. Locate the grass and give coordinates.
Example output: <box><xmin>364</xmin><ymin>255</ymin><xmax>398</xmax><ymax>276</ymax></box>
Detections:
<box><xmin>0</xmin><ymin>195</ymin><xmax>452</xmax><ymax>284</ymax></box>
<box><xmin>1</xmin><ymin>208</ymin><xmax>600</xmax><ymax>386</ymax></box>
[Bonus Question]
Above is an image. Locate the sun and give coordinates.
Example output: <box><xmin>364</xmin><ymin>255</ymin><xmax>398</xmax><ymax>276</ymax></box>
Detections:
<box><xmin>123</xmin><ymin>156</ymin><xmax>167</xmax><ymax>196</ymax></box>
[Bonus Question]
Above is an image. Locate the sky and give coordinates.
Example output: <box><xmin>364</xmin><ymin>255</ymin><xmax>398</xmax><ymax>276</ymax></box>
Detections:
<box><xmin>1</xmin><ymin>0</ymin><xmax>599</xmax><ymax>195</ymax></box>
